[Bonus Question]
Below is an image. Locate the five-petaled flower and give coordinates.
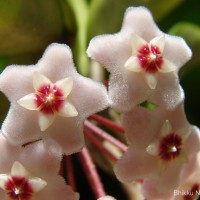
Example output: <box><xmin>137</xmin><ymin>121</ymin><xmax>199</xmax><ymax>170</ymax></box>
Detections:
<box><xmin>0</xmin><ymin>133</ymin><xmax>79</xmax><ymax>200</ymax></box>
<box><xmin>114</xmin><ymin>105</ymin><xmax>200</xmax><ymax>192</ymax></box>
<box><xmin>18</xmin><ymin>72</ymin><xmax>78</xmax><ymax>131</ymax></box>
<box><xmin>0</xmin><ymin>43</ymin><xmax>108</xmax><ymax>155</ymax></box>
<box><xmin>87</xmin><ymin>6</ymin><xmax>192</xmax><ymax>111</ymax></box>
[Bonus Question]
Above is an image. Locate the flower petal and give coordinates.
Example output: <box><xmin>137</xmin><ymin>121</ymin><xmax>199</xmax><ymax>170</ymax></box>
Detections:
<box><xmin>177</xmin><ymin>127</ymin><xmax>191</xmax><ymax>142</ymax></box>
<box><xmin>11</xmin><ymin>161</ymin><xmax>29</xmax><ymax>177</ymax></box>
<box><xmin>17</xmin><ymin>93</ymin><xmax>37</xmax><ymax>110</ymax></box>
<box><xmin>131</xmin><ymin>33</ymin><xmax>146</xmax><ymax>53</ymax></box>
<box><xmin>29</xmin><ymin>178</ymin><xmax>47</xmax><ymax>192</ymax></box>
<box><xmin>124</xmin><ymin>56</ymin><xmax>141</xmax><ymax>72</ymax></box>
<box><xmin>144</xmin><ymin>73</ymin><xmax>157</xmax><ymax>89</ymax></box>
<box><xmin>0</xmin><ymin>174</ymin><xmax>9</xmax><ymax>190</ymax></box>
<box><xmin>150</xmin><ymin>35</ymin><xmax>165</xmax><ymax>53</ymax></box>
<box><xmin>160</xmin><ymin>120</ymin><xmax>172</xmax><ymax>136</ymax></box>
<box><xmin>158</xmin><ymin>58</ymin><xmax>176</xmax><ymax>73</ymax></box>
<box><xmin>38</xmin><ymin>113</ymin><xmax>55</xmax><ymax>131</ymax></box>
<box><xmin>33</xmin><ymin>71</ymin><xmax>51</xmax><ymax>92</ymax></box>
<box><xmin>55</xmin><ymin>77</ymin><xmax>73</xmax><ymax>98</ymax></box>
<box><xmin>57</xmin><ymin>102</ymin><xmax>78</xmax><ymax>117</ymax></box>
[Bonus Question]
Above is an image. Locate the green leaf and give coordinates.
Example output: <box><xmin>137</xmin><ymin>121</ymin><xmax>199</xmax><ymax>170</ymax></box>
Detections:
<box><xmin>0</xmin><ymin>56</ymin><xmax>7</xmax><ymax>72</ymax></box>
<box><xmin>0</xmin><ymin>0</ymin><xmax>65</xmax><ymax>56</ymax></box>
<box><xmin>146</xmin><ymin>0</ymin><xmax>184</xmax><ymax>21</ymax></box>
<box><xmin>63</xmin><ymin>0</ymin><xmax>89</xmax><ymax>76</ymax></box>
<box><xmin>87</xmin><ymin>0</ymin><xmax>183</xmax><ymax>40</ymax></box>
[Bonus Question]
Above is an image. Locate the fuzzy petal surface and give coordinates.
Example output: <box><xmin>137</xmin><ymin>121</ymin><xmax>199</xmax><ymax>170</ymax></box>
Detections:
<box><xmin>0</xmin><ymin>132</ymin><xmax>78</xmax><ymax>200</ymax></box>
<box><xmin>0</xmin><ymin>43</ymin><xmax>108</xmax><ymax>155</ymax></box>
<box><xmin>87</xmin><ymin>7</ymin><xmax>191</xmax><ymax>111</ymax></box>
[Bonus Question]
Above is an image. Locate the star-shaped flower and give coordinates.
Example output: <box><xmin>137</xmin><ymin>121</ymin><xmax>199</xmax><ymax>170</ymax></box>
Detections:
<box><xmin>142</xmin><ymin>150</ymin><xmax>200</xmax><ymax>200</ymax></box>
<box><xmin>18</xmin><ymin>72</ymin><xmax>78</xmax><ymax>132</ymax></box>
<box><xmin>114</xmin><ymin>105</ymin><xmax>200</xmax><ymax>192</ymax></box>
<box><xmin>0</xmin><ymin>43</ymin><xmax>108</xmax><ymax>154</ymax></box>
<box><xmin>0</xmin><ymin>133</ymin><xmax>79</xmax><ymax>200</ymax></box>
<box><xmin>87</xmin><ymin>7</ymin><xmax>192</xmax><ymax>111</ymax></box>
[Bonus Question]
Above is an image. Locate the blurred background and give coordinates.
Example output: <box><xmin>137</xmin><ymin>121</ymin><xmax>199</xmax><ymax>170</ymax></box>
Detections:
<box><xmin>0</xmin><ymin>0</ymin><xmax>199</xmax><ymax>199</ymax></box>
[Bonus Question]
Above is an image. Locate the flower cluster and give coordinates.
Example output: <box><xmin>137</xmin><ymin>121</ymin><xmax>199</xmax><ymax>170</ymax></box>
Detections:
<box><xmin>0</xmin><ymin>5</ymin><xmax>199</xmax><ymax>200</ymax></box>
<box><xmin>87</xmin><ymin>6</ymin><xmax>200</xmax><ymax>200</ymax></box>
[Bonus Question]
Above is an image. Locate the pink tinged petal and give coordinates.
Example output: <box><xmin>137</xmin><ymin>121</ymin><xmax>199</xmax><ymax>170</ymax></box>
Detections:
<box><xmin>124</xmin><ymin>56</ymin><xmax>141</xmax><ymax>72</ymax></box>
<box><xmin>144</xmin><ymin>73</ymin><xmax>157</xmax><ymax>89</ymax></box>
<box><xmin>164</xmin><ymin>35</ymin><xmax>192</xmax><ymax>70</ymax></box>
<box><xmin>17</xmin><ymin>93</ymin><xmax>38</xmax><ymax>110</ymax></box>
<box><xmin>57</xmin><ymin>102</ymin><xmax>78</xmax><ymax>117</ymax></box>
<box><xmin>158</xmin><ymin>58</ymin><xmax>176</xmax><ymax>73</ymax></box>
<box><xmin>0</xmin><ymin>175</ymin><xmax>9</xmax><ymax>190</ymax></box>
<box><xmin>29</xmin><ymin>178</ymin><xmax>47</xmax><ymax>193</ymax></box>
<box><xmin>150</xmin><ymin>35</ymin><xmax>165</xmax><ymax>53</ymax></box>
<box><xmin>55</xmin><ymin>77</ymin><xmax>73</xmax><ymax>98</ymax></box>
<box><xmin>38</xmin><ymin>113</ymin><xmax>55</xmax><ymax>131</ymax></box>
<box><xmin>33</xmin><ymin>71</ymin><xmax>52</xmax><ymax>92</ymax></box>
<box><xmin>11</xmin><ymin>162</ymin><xmax>29</xmax><ymax>177</ymax></box>
<box><xmin>131</xmin><ymin>33</ymin><xmax>146</xmax><ymax>53</ymax></box>
<box><xmin>160</xmin><ymin>120</ymin><xmax>172</xmax><ymax>136</ymax></box>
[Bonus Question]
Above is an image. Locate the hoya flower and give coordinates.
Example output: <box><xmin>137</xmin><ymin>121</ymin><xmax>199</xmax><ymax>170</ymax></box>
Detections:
<box><xmin>114</xmin><ymin>105</ymin><xmax>200</xmax><ymax>192</ymax></box>
<box><xmin>0</xmin><ymin>133</ymin><xmax>79</xmax><ymax>200</ymax></box>
<box><xmin>0</xmin><ymin>43</ymin><xmax>108</xmax><ymax>154</ymax></box>
<box><xmin>142</xmin><ymin>151</ymin><xmax>200</xmax><ymax>200</ymax></box>
<box><xmin>87</xmin><ymin>7</ymin><xmax>192</xmax><ymax>111</ymax></box>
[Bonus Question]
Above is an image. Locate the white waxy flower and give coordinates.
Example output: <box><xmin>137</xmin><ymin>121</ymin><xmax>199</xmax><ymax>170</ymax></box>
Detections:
<box><xmin>87</xmin><ymin>7</ymin><xmax>192</xmax><ymax>111</ymax></box>
<box><xmin>0</xmin><ymin>43</ymin><xmax>108</xmax><ymax>155</ymax></box>
<box><xmin>18</xmin><ymin>72</ymin><xmax>78</xmax><ymax>131</ymax></box>
<box><xmin>0</xmin><ymin>162</ymin><xmax>46</xmax><ymax>200</ymax></box>
<box><xmin>114</xmin><ymin>105</ymin><xmax>200</xmax><ymax>192</ymax></box>
<box><xmin>125</xmin><ymin>34</ymin><xmax>176</xmax><ymax>89</ymax></box>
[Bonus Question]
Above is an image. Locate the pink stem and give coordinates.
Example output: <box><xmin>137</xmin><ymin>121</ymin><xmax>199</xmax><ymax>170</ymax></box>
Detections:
<box><xmin>84</xmin><ymin>128</ymin><xmax>118</xmax><ymax>162</ymax></box>
<box><xmin>89</xmin><ymin>114</ymin><xmax>124</xmax><ymax>134</ymax></box>
<box><xmin>85</xmin><ymin>120</ymin><xmax>127</xmax><ymax>152</ymax></box>
<box><xmin>65</xmin><ymin>155</ymin><xmax>76</xmax><ymax>192</ymax></box>
<box><xmin>78</xmin><ymin>147</ymin><xmax>106</xmax><ymax>199</ymax></box>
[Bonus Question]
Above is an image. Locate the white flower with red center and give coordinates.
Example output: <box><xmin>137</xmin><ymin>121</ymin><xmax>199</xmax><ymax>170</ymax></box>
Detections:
<box><xmin>125</xmin><ymin>34</ymin><xmax>176</xmax><ymax>89</ymax></box>
<box><xmin>18</xmin><ymin>72</ymin><xmax>78</xmax><ymax>131</ymax></box>
<box><xmin>114</xmin><ymin>105</ymin><xmax>200</xmax><ymax>192</ymax></box>
<box><xmin>0</xmin><ymin>133</ymin><xmax>79</xmax><ymax>200</ymax></box>
<box><xmin>0</xmin><ymin>162</ymin><xmax>46</xmax><ymax>200</ymax></box>
<box><xmin>87</xmin><ymin>7</ymin><xmax>192</xmax><ymax>111</ymax></box>
<box><xmin>142</xmin><ymin>149</ymin><xmax>200</xmax><ymax>200</ymax></box>
<box><xmin>146</xmin><ymin>120</ymin><xmax>190</xmax><ymax>173</ymax></box>
<box><xmin>0</xmin><ymin>43</ymin><xmax>108</xmax><ymax>155</ymax></box>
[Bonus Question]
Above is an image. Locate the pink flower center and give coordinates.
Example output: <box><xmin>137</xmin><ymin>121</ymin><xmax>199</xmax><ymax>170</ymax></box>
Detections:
<box><xmin>184</xmin><ymin>183</ymin><xmax>199</xmax><ymax>200</ymax></box>
<box><xmin>137</xmin><ymin>44</ymin><xmax>163</xmax><ymax>73</ymax></box>
<box><xmin>158</xmin><ymin>133</ymin><xmax>182</xmax><ymax>162</ymax></box>
<box><xmin>34</xmin><ymin>84</ymin><xmax>65</xmax><ymax>115</ymax></box>
<box><xmin>5</xmin><ymin>176</ymin><xmax>33</xmax><ymax>200</ymax></box>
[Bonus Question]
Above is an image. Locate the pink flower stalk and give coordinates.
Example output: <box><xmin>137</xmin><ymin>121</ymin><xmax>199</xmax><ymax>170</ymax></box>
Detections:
<box><xmin>114</xmin><ymin>105</ymin><xmax>200</xmax><ymax>192</ymax></box>
<box><xmin>87</xmin><ymin>7</ymin><xmax>192</xmax><ymax>111</ymax></box>
<box><xmin>0</xmin><ymin>43</ymin><xmax>108</xmax><ymax>155</ymax></box>
<box><xmin>0</xmin><ymin>133</ymin><xmax>79</xmax><ymax>200</ymax></box>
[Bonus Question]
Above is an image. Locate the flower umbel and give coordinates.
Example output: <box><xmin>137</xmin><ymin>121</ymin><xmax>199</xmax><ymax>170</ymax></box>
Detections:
<box><xmin>18</xmin><ymin>72</ymin><xmax>78</xmax><ymax>131</ymax></box>
<box><xmin>0</xmin><ymin>162</ymin><xmax>46</xmax><ymax>200</ymax></box>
